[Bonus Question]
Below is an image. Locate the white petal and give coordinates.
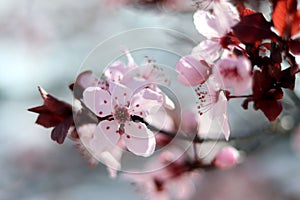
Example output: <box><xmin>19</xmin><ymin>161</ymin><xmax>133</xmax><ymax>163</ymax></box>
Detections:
<box><xmin>123</xmin><ymin>122</ymin><xmax>156</xmax><ymax>157</ymax></box>
<box><xmin>83</xmin><ymin>87</ymin><xmax>112</xmax><ymax>117</ymax></box>
<box><xmin>90</xmin><ymin>120</ymin><xmax>120</xmax><ymax>155</ymax></box>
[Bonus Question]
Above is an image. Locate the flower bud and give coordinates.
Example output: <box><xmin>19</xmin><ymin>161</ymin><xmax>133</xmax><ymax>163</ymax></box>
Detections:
<box><xmin>213</xmin><ymin>146</ymin><xmax>239</xmax><ymax>168</ymax></box>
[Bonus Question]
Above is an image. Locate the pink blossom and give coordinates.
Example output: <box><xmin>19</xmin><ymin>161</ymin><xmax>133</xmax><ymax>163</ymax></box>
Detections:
<box><xmin>196</xmin><ymin>77</ymin><xmax>230</xmax><ymax>140</ymax></box>
<box><xmin>194</xmin><ymin>1</ymin><xmax>239</xmax><ymax>39</ymax></box>
<box><xmin>213</xmin><ymin>56</ymin><xmax>252</xmax><ymax>95</ymax></box>
<box><xmin>176</xmin><ymin>55</ymin><xmax>210</xmax><ymax>86</ymax></box>
<box><xmin>104</xmin><ymin>51</ymin><xmax>175</xmax><ymax>110</ymax></box>
<box><xmin>213</xmin><ymin>146</ymin><xmax>239</xmax><ymax>168</ymax></box>
<box><xmin>193</xmin><ymin>0</ymin><xmax>239</xmax><ymax>63</ymax></box>
<box><xmin>104</xmin><ymin>50</ymin><xmax>136</xmax><ymax>83</ymax></box>
<box><xmin>83</xmin><ymin>83</ymin><xmax>162</xmax><ymax>157</ymax></box>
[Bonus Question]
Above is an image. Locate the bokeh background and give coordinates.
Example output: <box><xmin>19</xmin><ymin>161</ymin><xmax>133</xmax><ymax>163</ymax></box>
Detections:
<box><xmin>1</xmin><ymin>0</ymin><xmax>300</xmax><ymax>199</ymax></box>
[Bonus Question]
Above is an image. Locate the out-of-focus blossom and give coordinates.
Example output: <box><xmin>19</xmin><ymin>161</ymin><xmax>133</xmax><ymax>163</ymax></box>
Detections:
<box><xmin>181</xmin><ymin>110</ymin><xmax>199</xmax><ymax>134</ymax></box>
<box><xmin>213</xmin><ymin>146</ymin><xmax>239</xmax><ymax>168</ymax></box>
<box><xmin>176</xmin><ymin>55</ymin><xmax>210</xmax><ymax>86</ymax></box>
<box><xmin>124</xmin><ymin>151</ymin><xmax>202</xmax><ymax>200</ymax></box>
<box><xmin>213</xmin><ymin>56</ymin><xmax>252</xmax><ymax>95</ymax></box>
<box><xmin>104</xmin><ymin>0</ymin><xmax>193</xmax><ymax>11</ymax></box>
<box><xmin>83</xmin><ymin>83</ymin><xmax>162</xmax><ymax>157</ymax></box>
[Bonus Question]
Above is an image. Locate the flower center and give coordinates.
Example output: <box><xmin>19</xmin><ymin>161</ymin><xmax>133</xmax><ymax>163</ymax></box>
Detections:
<box><xmin>113</xmin><ymin>105</ymin><xmax>130</xmax><ymax>124</ymax></box>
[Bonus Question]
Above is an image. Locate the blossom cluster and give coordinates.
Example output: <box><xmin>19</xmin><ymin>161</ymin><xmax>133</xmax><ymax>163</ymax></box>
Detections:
<box><xmin>28</xmin><ymin>0</ymin><xmax>300</xmax><ymax>199</ymax></box>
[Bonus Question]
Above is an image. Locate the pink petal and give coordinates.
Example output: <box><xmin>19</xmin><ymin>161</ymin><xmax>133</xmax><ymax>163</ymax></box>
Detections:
<box><xmin>130</xmin><ymin>88</ymin><xmax>163</xmax><ymax>118</ymax></box>
<box><xmin>104</xmin><ymin>61</ymin><xmax>127</xmax><ymax>83</ymax></box>
<box><xmin>213</xmin><ymin>57</ymin><xmax>252</xmax><ymax>95</ymax></box>
<box><xmin>192</xmin><ymin>39</ymin><xmax>221</xmax><ymax>64</ymax></box>
<box><xmin>213</xmin><ymin>146</ymin><xmax>239</xmax><ymax>168</ymax></box>
<box><xmin>83</xmin><ymin>87</ymin><xmax>112</xmax><ymax>117</ymax></box>
<box><xmin>176</xmin><ymin>55</ymin><xmax>210</xmax><ymax>86</ymax></box>
<box><xmin>90</xmin><ymin>120</ymin><xmax>120</xmax><ymax>154</ymax></box>
<box><xmin>194</xmin><ymin>10</ymin><xmax>222</xmax><ymax>38</ymax></box>
<box><xmin>123</xmin><ymin>122</ymin><xmax>156</xmax><ymax>157</ymax></box>
<box><xmin>213</xmin><ymin>1</ymin><xmax>240</xmax><ymax>33</ymax></box>
<box><xmin>109</xmin><ymin>83</ymin><xmax>133</xmax><ymax>107</ymax></box>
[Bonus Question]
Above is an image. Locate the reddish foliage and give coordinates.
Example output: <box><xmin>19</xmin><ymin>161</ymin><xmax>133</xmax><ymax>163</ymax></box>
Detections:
<box><xmin>289</xmin><ymin>39</ymin><xmax>300</xmax><ymax>55</ymax></box>
<box><xmin>251</xmin><ymin>68</ymin><xmax>284</xmax><ymax>121</ymax></box>
<box><xmin>272</xmin><ymin>0</ymin><xmax>300</xmax><ymax>38</ymax></box>
<box><xmin>28</xmin><ymin>87</ymin><xmax>74</xmax><ymax>144</ymax></box>
<box><xmin>232</xmin><ymin>13</ymin><xmax>278</xmax><ymax>43</ymax></box>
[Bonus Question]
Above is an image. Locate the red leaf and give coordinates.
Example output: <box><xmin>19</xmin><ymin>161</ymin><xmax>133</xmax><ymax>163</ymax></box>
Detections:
<box><xmin>51</xmin><ymin>116</ymin><xmax>74</xmax><ymax>144</ymax></box>
<box><xmin>236</xmin><ymin>2</ymin><xmax>256</xmax><ymax>17</ymax></box>
<box><xmin>255</xmin><ymin>99</ymin><xmax>282</xmax><ymax>121</ymax></box>
<box><xmin>252</xmin><ymin>69</ymin><xmax>273</xmax><ymax>100</ymax></box>
<box><xmin>289</xmin><ymin>38</ymin><xmax>300</xmax><ymax>55</ymax></box>
<box><xmin>28</xmin><ymin>87</ymin><xmax>74</xmax><ymax>144</ymax></box>
<box><xmin>272</xmin><ymin>0</ymin><xmax>299</xmax><ymax>38</ymax></box>
<box><xmin>232</xmin><ymin>13</ymin><xmax>277</xmax><ymax>43</ymax></box>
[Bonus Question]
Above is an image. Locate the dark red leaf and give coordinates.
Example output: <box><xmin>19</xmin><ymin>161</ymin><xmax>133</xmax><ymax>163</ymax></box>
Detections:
<box><xmin>28</xmin><ymin>86</ymin><xmax>72</xmax><ymax>127</ymax></box>
<box><xmin>279</xmin><ymin>67</ymin><xmax>296</xmax><ymax>89</ymax></box>
<box><xmin>28</xmin><ymin>87</ymin><xmax>74</xmax><ymax>144</ymax></box>
<box><xmin>51</xmin><ymin>116</ymin><xmax>74</xmax><ymax>144</ymax></box>
<box><xmin>255</xmin><ymin>98</ymin><xmax>282</xmax><ymax>121</ymax></box>
<box><xmin>289</xmin><ymin>38</ymin><xmax>300</xmax><ymax>55</ymax></box>
<box><xmin>232</xmin><ymin>13</ymin><xmax>277</xmax><ymax>43</ymax></box>
<box><xmin>35</xmin><ymin>113</ymin><xmax>65</xmax><ymax>128</ymax></box>
<box><xmin>252</xmin><ymin>69</ymin><xmax>273</xmax><ymax>100</ymax></box>
<box><xmin>270</xmin><ymin>43</ymin><xmax>282</xmax><ymax>65</ymax></box>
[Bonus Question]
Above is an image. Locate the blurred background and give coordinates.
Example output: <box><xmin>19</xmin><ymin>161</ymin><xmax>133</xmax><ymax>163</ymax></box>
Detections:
<box><xmin>1</xmin><ymin>0</ymin><xmax>300</xmax><ymax>199</ymax></box>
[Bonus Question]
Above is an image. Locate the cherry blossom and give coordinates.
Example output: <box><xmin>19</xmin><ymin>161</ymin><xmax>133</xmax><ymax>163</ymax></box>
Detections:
<box><xmin>103</xmin><ymin>50</ymin><xmax>136</xmax><ymax>83</ymax></box>
<box><xmin>104</xmin><ymin>51</ymin><xmax>175</xmax><ymax>109</ymax></box>
<box><xmin>176</xmin><ymin>55</ymin><xmax>210</xmax><ymax>86</ymax></box>
<box><xmin>83</xmin><ymin>83</ymin><xmax>162</xmax><ymax>157</ymax></box>
<box><xmin>213</xmin><ymin>146</ymin><xmax>239</xmax><ymax>168</ymax></box>
<box><xmin>192</xmin><ymin>0</ymin><xmax>239</xmax><ymax>63</ymax></box>
<box><xmin>195</xmin><ymin>77</ymin><xmax>230</xmax><ymax>140</ymax></box>
<box><xmin>213</xmin><ymin>56</ymin><xmax>252</xmax><ymax>95</ymax></box>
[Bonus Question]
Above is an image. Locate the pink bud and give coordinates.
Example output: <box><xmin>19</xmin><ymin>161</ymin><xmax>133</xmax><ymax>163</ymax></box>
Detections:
<box><xmin>213</xmin><ymin>146</ymin><xmax>239</xmax><ymax>168</ymax></box>
<box><xmin>176</xmin><ymin>55</ymin><xmax>210</xmax><ymax>86</ymax></box>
